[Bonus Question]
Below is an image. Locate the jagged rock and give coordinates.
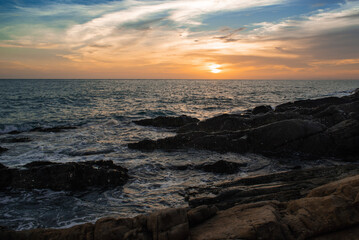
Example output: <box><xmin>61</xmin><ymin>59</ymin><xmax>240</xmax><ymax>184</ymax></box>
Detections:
<box><xmin>134</xmin><ymin>115</ymin><xmax>199</xmax><ymax>128</ymax></box>
<box><xmin>190</xmin><ymin>174</ymin><xmax>359</xmax><ymax>240</ymax></box>
<box><xmin>173</xmin><ymin>160</ymin><xmax>247</xmax><ymax>174</ymax></box>
<box><xmin>0</xmin><ymin>160</ymin><xmax>129</xmax><ymax>191</ymax></box>
<box><xmin>252</xmin><ymin>105</ymin><xmax>273</xmax><ymax>114</ymax></box>
<box><xmin>186</xmin><ymin>164</ymin><xmax>359</xmax><ymax>210</ymax></box>
<box><xmin>3</xmin><ymin>173</ymin><xmax>359</xmax><ymax>240</ymax></box>
<box><xmin>129</xmin><ymin>89</ymin><xmax>359</xmax><ymax>160</ymax></box>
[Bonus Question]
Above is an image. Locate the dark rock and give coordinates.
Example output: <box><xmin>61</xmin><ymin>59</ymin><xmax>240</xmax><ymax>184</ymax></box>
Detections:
<box><xmin>252</xmin><ymin>105</ymin><xmax>273</xmax><ymax>115</ymax></box>
<box><xmin>0</xmin><ymin>137</ymin><xmax>31</xmax><ymax>143</ymax></box>
<box><xmin>186</xmin><ymin>164</ymin><xmax>359</xmax><ymax>210</ymax></box>
<box><xmin>196</xmin><ymin>160</ymin><xmax>247</xmax><ymax>174</ymax></box>
<box><xmin>3</xmin><ymin>173</ymin><xmax>359</xmax><ymax>240</ymax></box>
<box><xmin>187</xmin><ymin>205</ymin><xmax>218</xmax><ymax>227</ymax></box>
<box><xmin>173</xmin><ymin>160</ymin><xmax>247</xmax><ymax>174</ymax></box>
<box><xmin>0</xmin><ymin>160</ymin><xmax>129</xmax><ymax>191</ymax></box>
<box><xmin>0</xmin><ymin>146</ymin><xmax>7</xmax><ymax>154</ymax></box>
<box><xmin>129</xmin><ymin>89</ymin><xmax>359</xmax><ymax>160</ymax></box>
<box><xmin>31</xmin><ymin>125</ymin><xmax>77</xmax><ymax>133</ymax></box>
<box><xmin>134</xmin><ymin>115</ymin><xmax>199</xmax><ymax>128</ymax></box>
<box><xmin>275</xmin><ymin>96</ymin><xmax>348</xmax><ymax>112</ymax></box>
<box><xmin>0</xmin><ymin>164</ymin><xmax>11</xmax><ymax>189</ymax></box>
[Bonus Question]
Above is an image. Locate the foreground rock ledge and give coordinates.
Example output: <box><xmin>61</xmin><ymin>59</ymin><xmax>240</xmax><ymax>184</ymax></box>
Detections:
<box><xmin>2</xmin><ymin>167</ymin><xmax>359</xmax><ymax>240</ymax></box>
<box><xmin>0</xmin><ymin>160</ymin><xmax>129</xmax><ymax>191</ymax></box>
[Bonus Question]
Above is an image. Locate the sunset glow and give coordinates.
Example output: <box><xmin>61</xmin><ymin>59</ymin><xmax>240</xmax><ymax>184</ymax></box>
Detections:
<box><xmin>0</xmin><ymin>0</ymin><xmax>359</xmax><ymax>79</ymax></box>
<box><xmin>209</xmin><ymin>64</ymin><xmax>222</xmax><ymax>74</ymax></box>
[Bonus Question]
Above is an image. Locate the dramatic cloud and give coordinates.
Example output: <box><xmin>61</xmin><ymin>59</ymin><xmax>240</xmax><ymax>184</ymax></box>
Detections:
<box><xmin>0</xmin><ymin>0</ymin><xmax>358</xmax><ymax>79</ymax></box>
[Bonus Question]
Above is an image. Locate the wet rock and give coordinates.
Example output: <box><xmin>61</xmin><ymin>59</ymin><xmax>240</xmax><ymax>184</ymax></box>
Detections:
<box><xmin>252</xmin><ymin>105</ymin><xmax>273</xmax><ymax>115</ymax></box>
<box><xmin>173</xmin><ymin>160</ymin><xmax>247</xmax><ymax>174</ymax></box>
<box><xmin>4</xmin><ymin>173</ymin><xmax>359</xmax><ymax>240</ymax></box>
<box><xmin>0</xmin><ymin>160</ymin><xmax>129</xmax><ymax>191</ymax></box>
<box><xmin>134</xmin><ymin>115</ymin><xmax>199</xmax><ymax>128</ymax></box>
<box><xmin>129</xmin><ymin>89</ymin><xmax>359</xmax><ymax>160</ymax></box>
<box><xmin>31</xmin><ymin>125</ymin><xmax>77</xmax><ymax>133</ymax></box>
<box><xmin>0</xmin><ymin>146</ymin><xmax>7</xmax><ymax>154</ymax></box>
<box><xmin>0</xmin><ymin>164</ymin><xmax>11</xmax><ymax>189</ymax></box>
<box><xmin>199</xmin><ymin>160</ymin><xmax>247</xmax><ymax>174</ymax></box>
<box><xmin>275</xmin><ymin>96</ymin><xmax>348</xmax><ymax>112</ymax></box>
<box><xmin>186</xmin><ymin>164</ymin><xmax>359</xmax><ymax>210</ymax></box>
<box><xmin>0</xmin><ymin>137</ymin><xmax>31</xmax><ymax>143</ymax></box>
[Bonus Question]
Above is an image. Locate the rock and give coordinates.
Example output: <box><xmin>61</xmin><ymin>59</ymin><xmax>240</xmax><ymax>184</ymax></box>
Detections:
<box><xmin>0</xmin><ymin>146</ymin><xmax>7</xmax><ymax>154</ymax></box>
<box><xmin>3</xmin><ymin>173</ymin><xmax>359</xmax><ymax>240</ymax></box>
<box><xmin>129</xmin><ymin>89</ymin><xmax>359</xmax><ymax>160</ymax></box>
<box><xmin>247</xmin><ymin>119</ymin><xmax>326</xmax><ymax>153</ymax></box>
<box><xmin>0</xmin><ymin>137</ymin><xmax>31</xmax><ymax>143</ymax></box>
<box><xmin>173</xmin><ymin>160</ymin><xmax>247</xmax><ymax>174</ymax></box>
<box><xmin>0</xmin><ymin>164</ymin><xmax>11</xmax><ymax>189</ymax></box>
<box><xmin>187</xmin><ymin>205</ymin><xmax>218</xmax><ymax>227</ymax></box>
<box><xmin>252</xmin><ymin>105</ymin><xmax>273</xmax><ymax>115</ymax></box>
<box><xmin>0</xmin><ymin>160</ymin><xmax>129</xmax><ymax>191</ymax></box>
<box><xmin>191</xmin><ymin>173</ymin><xmax>359</xmax><ymax>240</ymax></box>
<box><xmin>134</xmin><ymin>115</ymin><xmax>199</xmax><ymax>128</ymax></box>
<box><xmin>190</xmin><ymin>201</ymin><xmax>284</xmax><ymax>240</ymax></box>
<box><xmin>174</xmin><ymin>160</ymin><xmax>247</xmax><ymax>174</ymax></box>
<box><xmin>31</xmin><ymin>125</ymin><xmax>77</xmax><ymax>133</ymax></box>
<box><xmin>197</xmin><ymin>160</ymin><xmax>247</xmax><ymax>174</ymax></box>
<box><xmin>186</xmin><ymin>164</ymin><xmax>359</xmax><ymax>210</ymax></box>
<box><xmin>147</xmin><ymin>208</ymin><xmax>189</xmax><ymax>240</ymax></box>
<box><xmin>275</xmin><ymin>96</ymin><xmax>348</xmax><ymax>112</ymax></box>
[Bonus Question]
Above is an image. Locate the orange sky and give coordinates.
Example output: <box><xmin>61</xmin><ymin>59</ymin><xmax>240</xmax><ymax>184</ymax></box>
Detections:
<box><xmin>1</xmin><ymin>0</ymin><xmax>359</xmax><ymax>79</ymax></box>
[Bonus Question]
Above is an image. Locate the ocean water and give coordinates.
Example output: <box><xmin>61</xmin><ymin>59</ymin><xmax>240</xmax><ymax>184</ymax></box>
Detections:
<box><xmin>0</xmin><ymin>79</ymin><xmax>358</xmax><ymax>230</ymax></box>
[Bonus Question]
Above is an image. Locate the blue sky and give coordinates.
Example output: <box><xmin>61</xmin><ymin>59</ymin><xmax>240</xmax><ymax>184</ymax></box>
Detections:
<box><xmin>0</xmin><ymin>0</ymin><xmax>358</xmax><ymax>79</ymax></box>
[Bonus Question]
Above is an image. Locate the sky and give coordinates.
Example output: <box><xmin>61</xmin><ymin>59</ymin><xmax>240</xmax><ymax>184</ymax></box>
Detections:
<box><xmin>0</xmin><ymin>0</ymin><xmax>359</xmax><ymax>79</ymax></box>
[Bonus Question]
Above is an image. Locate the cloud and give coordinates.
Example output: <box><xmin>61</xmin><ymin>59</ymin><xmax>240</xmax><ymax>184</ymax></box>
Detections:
<box><xmin>1</xmin><ymin>0</ymin><xmax>359</xmax><ymax>79</ymax></box>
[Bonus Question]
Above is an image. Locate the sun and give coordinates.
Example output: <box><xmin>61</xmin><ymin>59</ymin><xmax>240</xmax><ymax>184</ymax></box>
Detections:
<box><xmin>209</xmin><ymin>64</ymin><xmax>222</xmax><ymax>74</ymax></box>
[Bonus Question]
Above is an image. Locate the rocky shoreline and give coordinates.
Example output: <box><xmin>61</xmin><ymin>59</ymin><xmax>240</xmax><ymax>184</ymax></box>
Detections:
<box><xmin>129</xmin><ymin>88</ymin><xmax>359</xmax><ymax>161</ymax></box>
<box><xmin>0</xmin><ymin>160</ymin><xmax>128</xmax><ymax>191</ymax></box>
<box><xmin>1</xmin><ymin>89</ymin><xmax>359</xmax><ymax>239</ymax></box>
<box><xmin>1</xmin><ymin>165</ymin><xmax>359</xmax><ymax>240</ymax></box>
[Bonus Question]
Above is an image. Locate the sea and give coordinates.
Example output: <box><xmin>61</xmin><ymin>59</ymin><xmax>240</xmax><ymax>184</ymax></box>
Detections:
<box><xmin>0</xmin><ymin>79</ymin><xmax>358</xmax><ymax>230</ymax></box>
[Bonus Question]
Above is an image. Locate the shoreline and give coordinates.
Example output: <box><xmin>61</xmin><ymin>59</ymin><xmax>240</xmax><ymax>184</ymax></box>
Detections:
<box><xmin>1</xmin><ymin>164</ymin><xmax>359</xmax><ymax>239</ymax></box>
<box><xmin>1</xmin><ymin>88</ymin><xmax>358</xmax><ymax>239</ymax></box>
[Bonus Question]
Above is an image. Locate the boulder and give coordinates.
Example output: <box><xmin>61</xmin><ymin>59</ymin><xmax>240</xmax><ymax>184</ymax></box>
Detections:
<box><xmin>252</xmin><ymin>105</ymin><xmax>273</xmax><ymax>115</ymax></box>
<box><xmin>133</xmin><ymin>115</ymin><xmax>199</xmax><ymax>128</ymax></box>
<box><xmin>0</xmin><ymin>160</ymin><xmax>129</xmax><ymax>191</ymax></box>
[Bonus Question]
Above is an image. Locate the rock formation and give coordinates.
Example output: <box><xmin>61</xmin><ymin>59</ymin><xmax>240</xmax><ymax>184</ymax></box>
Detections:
<box><xmin>2</xmin><ymin>166</ymin><xmax>359</xmax><ymax>240</ymax></box>
<box><xmin>133</xmin><ymin>115</ymin><xmax>199</xmax><ymax>128</ymax></box>
<box><xmin>129</xmin><ymin>89</ymin><xmax>359</xmax><ymax>160</ymax></box>
<box><xmin>0</xmin><ymin>160</ymin><xmax>129</xmax><ymax>191</ymax></box>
